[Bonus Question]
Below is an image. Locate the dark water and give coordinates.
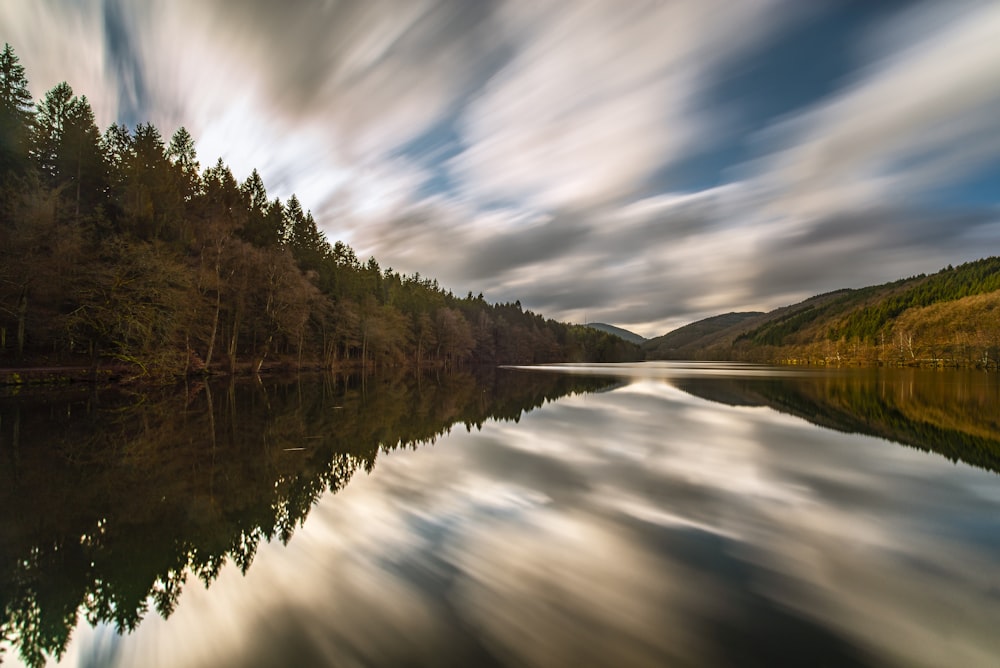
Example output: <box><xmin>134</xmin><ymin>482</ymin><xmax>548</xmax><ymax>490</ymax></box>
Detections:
<box><xmin>2</xmin><ymin>363</ymin><xmax>999</xmax><ymax>667</ymax></box>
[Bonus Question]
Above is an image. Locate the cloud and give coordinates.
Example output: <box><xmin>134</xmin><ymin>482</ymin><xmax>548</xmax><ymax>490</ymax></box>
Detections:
<box><xmin>349</xmin><ymin>187</ymin><xmax>750</xmax><ymax>334</ymax></box>
<box><xmin>207</xmin><ymin>0</ymin><xmax>498</xmax><ymax>157</ymax></box>
<box><xmin>448</xmin><ymin>0</ymin><xmax>781</xmax><ymax>211</ymax></box>
<box><xmin>111</xmin><ymin>1</ymin><xmax>479</xmax><ymax>219</ymax></box>
<box><xmin>754</xmin><ymin>1</ymin><xmax>1000</xmax><ymax>218</ymax></box>
<box><xmin>0</xmin><ymin>0</ymin><xmax>118</xmax><ymax>125</ymax></box>
<box><xmin>511</xmin><ymin>0</ymin><xmax>1000</xmax><ymax>333</ymax></box>
<box><xmin>347</xmin><ymin>1</ymin><xmax>1000</xmax><ymax>336</ymax></box>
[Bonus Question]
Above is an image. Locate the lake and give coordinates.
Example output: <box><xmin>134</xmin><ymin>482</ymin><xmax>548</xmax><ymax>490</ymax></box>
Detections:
<box><xmin>2</xmin><ymin>363</ymin><xmax>999</xmax><ymax>667</ymax></box>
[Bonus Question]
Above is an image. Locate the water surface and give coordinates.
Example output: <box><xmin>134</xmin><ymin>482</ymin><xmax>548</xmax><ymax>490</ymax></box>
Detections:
<box><xmin>2</xmin><ymin>364</ymin><xmax>999</xmax><ymax>667</ymax></box>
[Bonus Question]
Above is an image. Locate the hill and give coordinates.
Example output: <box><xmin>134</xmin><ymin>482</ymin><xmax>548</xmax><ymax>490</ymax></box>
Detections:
<box><xmin>644</xmin><ymin>257</ymin><xmax>1000</xmax><ymax>368</ymax></box>
<box><xmin>585</xmin><ymin>323</ymin><xmax>646</xmax><ymax>345</ymax></box>
<box><xmin>643</xmin><ymin>312</ymin><xmax>763</xmax><ymax>359</ymax></box>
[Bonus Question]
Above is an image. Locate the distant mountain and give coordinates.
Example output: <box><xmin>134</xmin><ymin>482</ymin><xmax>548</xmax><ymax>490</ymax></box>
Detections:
<box><xmin>643</xmin><ymin>312</ymin><xmax>763</xmax><ymax>359</ymax></box>
<box><xmin>585</xmin><ymin>323</ymin><xmax>646</xmax><ymax>345</ymax></box>
<box><xmin>643</xmin><ymin>256</ymin><xmax>1000</xmax><ymax>368</ymax></box>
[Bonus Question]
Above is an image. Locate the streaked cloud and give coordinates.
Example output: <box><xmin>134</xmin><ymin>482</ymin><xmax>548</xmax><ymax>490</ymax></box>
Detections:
<box><xmin>755</xmin><ymin>1</ymin><xmax>1000</xmax><ymax>218</ymax></box>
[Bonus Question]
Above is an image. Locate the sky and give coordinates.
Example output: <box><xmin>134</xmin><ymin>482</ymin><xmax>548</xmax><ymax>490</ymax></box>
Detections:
<box><xmin>3</xmin><ymin>0</ymin><xmax>1000</xmax><ymax>337</ymax></box>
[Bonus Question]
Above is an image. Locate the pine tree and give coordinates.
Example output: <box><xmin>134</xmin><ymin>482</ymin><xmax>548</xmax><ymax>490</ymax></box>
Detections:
<box><xmin>166</xmin><ymin>126</ymin><xmax>200</xmax><ymax>201</ymax></box>
<box><xmin>32</xmin><ymin>82</ymin><xmax>75</xmax><ymax>185</ymax></box>
<box><xmin>101</xmin><ymin>123</ymin><xmax>133</xmax><ymax>182</ymax></box>
<box><xmin>121</xmin><ymin>122</ymin><xmax>174</xmax><ymax>237</ymax></box>
<box><xmin>239</xmin><ymin>169</ymin><xmax>280</xmax><ymax>247</ymax></box>
<box><xmin>30</xmin><ymin>83</ymin><xmax>107</xmax><ymax>221</ymax></box>
<box><xmin>63</xmin><ymin>95</ymin><xmax>107</xmax><ymax>220</ymax></box>
<box><xmin>0</xmin><ymin>43</ymin><xmax>33</xmax><ymax>175</ymax></box>
<box><xmin>284</xmin><ymin>194</ymin><xmax>308</xmax><ymax>251</ymax></box>
<box><xmin>241</xmin><ymin>169</ymin><xmax>268</xmax><ymax>213</ymax></box>
<box><xmin>202</xmin><ymin>157</ymin><xmax>239</xmax><ymax>217</ymax></box>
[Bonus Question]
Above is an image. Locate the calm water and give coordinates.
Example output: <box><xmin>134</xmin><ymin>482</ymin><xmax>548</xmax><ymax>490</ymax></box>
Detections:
<box><xmin>2</xmin><ymin>363</ymin><xmax>999</xmax><ymax>667</ymax></box>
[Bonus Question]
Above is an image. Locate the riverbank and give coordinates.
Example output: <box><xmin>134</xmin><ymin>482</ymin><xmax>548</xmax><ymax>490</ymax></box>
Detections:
<box><xmin>0</xmin><ymin>356</ymin><xmax>471</xmax><ymax>386</ymax></box>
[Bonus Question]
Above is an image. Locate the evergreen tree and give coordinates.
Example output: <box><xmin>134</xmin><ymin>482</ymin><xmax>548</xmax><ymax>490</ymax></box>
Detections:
<box><xmin>284</xmin><ymin>193</ymin><xmax>305</xmax><ymax>247</ymax></box>
<box><xmin>62</xmin><ymin>95</ymin><xmax>107</xmax><ymax>220</ymax></box>
<box><xmin>241</xmin><ymin>168</ymin><xmax>268</xmax><ymax>212</ymax></box>
<box><xmin>0</xmin><ymin>43</ymin><xmax>33</xmax><ymax>175</ymax></box>
<box><xmin>122</xmin><ymin>122</ymin><xmax>175</xmax><ymax>238</ymax></box>
<box><xmin>202</xmin><ymin>158</ymin><xmax>239</xmax><ymax>217</ymax></box>
<box><xmin>239</xmin><ymin>169</ymin><xmax>279</xmax><ymax>247</ymax></box>
<box><xmin>263</xmin><ymin>196</ymin><xmax>285</xmax><ymax>245</ymax></box>
<box><xmin>166</xmin><ymin>126</ymin><xmax>200</xmax><ymax>201</ymax></box>
<box><xmin>100</xmin><ymin>123</ymin><xmax>133</xmax><ymax>232</ymax></box>
<box><xmin>30</xmin><ymin>83</ymin><xmax>106</xmax><ymax>221</ymax></box>
<box><xmin>284</xmin><ymin>195</ymin><xmax>330</xmax><ymax>271</ymax></box>
<box><xmin>31</xmin><ymin>81</ymin><xmax>75</xmax><ymax>185</ymax></box>
<box><xmin>101</xmin><ymin>123</ymin><xmax>133</xmax><ymax>186</ymax></box>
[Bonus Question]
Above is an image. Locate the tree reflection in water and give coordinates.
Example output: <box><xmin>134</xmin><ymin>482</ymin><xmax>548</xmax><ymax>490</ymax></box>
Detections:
<box><xmin>672</xmin><ymin>367</ymin><xmax>1000</xmax><ymax>474</ymax></box>
<box><xmin>0</xmin><ymin>369</ymin><xmax>618</xmax><ymax>667</ymax></box>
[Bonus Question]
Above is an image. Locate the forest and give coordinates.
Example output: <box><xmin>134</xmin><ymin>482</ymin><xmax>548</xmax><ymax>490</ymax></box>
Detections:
<box><xmin>0</xmin><ymin>45</ymin><xmax>640</xmax><ymax>379</ymax></box>
<box><xmin>644</xmin><ymin>257</ymin><xmax>1000</xmax><ymax>368</ymax></box>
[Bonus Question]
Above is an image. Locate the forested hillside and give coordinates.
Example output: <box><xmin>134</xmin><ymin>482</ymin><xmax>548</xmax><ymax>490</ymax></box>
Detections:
<box><xmin>585</xmin><ymin>322</ymin><xmax>646</xmax><ymax>345</ymax></box>
<box><xmin>644</xmin><ymin>259</ymin><xmax>1000</xmax><ymax>368</ymax></box>
<box><xmin>0</xmin><ymin>46</ymin><xmax>640</xmax><ymax>378</ymax></box>
<box><xmin>642</xmin><ymin>311</ymin><xmax>762</xmax><ymax>359</ymax></box>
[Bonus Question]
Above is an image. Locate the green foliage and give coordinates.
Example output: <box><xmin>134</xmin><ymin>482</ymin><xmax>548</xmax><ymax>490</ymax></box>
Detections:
<box><xmin>832</xmin><ymin>258</ymin><xmax>1000</xmax><ymax>342</ymax></box>
<box><xmin>737</xmin><ymin>306</ymin><xmax>824</xmax><ymax>346</ymax></box>
<box><xmin>0</xmin><ymin>43</ymin><xmax>33</xmax><ymax>176</ymax></box>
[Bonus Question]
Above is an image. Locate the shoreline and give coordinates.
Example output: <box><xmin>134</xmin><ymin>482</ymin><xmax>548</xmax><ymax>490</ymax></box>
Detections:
<box><xmin>0</xmin><ymin>357</ymin><xmax>481</xmax><ymax>387</ymax></box>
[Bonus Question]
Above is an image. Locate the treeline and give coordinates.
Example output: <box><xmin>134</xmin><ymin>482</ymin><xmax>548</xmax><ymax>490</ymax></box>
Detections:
<box><xmin>0</xmin><ymin>45</ymin><xmax>640</xmax><ymax>376</ymax></box>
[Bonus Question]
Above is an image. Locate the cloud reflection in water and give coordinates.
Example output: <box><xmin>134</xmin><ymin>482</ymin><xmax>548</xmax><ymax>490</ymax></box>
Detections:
<box><xmin>63</xmin><ymin>373</ymin><xmax>1000</xmax><ymax>668</ymax></box>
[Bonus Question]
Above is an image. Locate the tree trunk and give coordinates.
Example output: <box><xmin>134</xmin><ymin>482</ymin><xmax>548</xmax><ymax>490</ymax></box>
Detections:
<box><xmin>75</xmin><ymin>145</ymin><xmax>82</xmax><ymax>220</ymax></box>
<box><xmin>228</xmin><ymin>315</ymin><xmax>240</xmax><ymax>375</ymax></box>
<box><xmin>361</xmin><ymin>326</ymin><xmax>368</xmax><ymax>373</ymax></box>
<box><xmin>16</xmin><ymin>285</ymin><xmax>27</xmax><ymax>360</ymax></box>
<box><xmin>256</xmin><ymin>335</ymin><xmax>271</xmax><ymax>374</ymax></box>
<box><xmin>204</xmin><ymin>288</ymin><xmax>220</xmax><ymax>370</ymax></box>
